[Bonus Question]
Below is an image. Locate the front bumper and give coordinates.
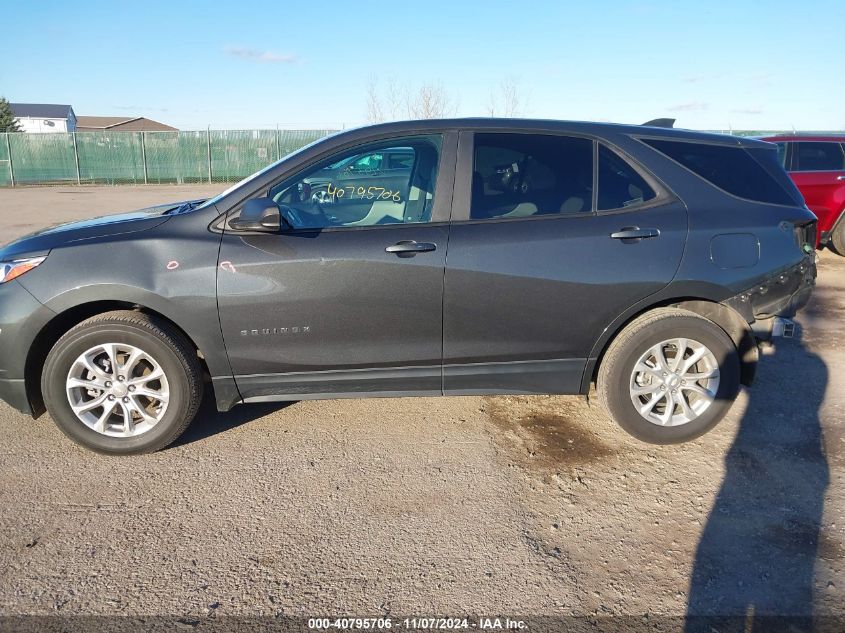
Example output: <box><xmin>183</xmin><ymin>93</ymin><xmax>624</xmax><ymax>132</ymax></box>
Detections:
<box><xmin>724</xmin><ymin>254</ymin><xmax>816</xmax><ymax>325</ymax></box>
<box><xmin>0</xmin><ymin>378</ymin><xmax>31</xmax><ymax>415</ymax></box>
<box><xmin>0</xmin><ymin>280</ymin><xmax>55</xmax><ymax>416</ymax></box>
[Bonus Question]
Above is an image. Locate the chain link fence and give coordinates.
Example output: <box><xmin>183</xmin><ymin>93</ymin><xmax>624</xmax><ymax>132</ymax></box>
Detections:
<box><xmin>0</xmin><ymin>129</ymin><xmax>336</xmax><ymax>186</ymax></box>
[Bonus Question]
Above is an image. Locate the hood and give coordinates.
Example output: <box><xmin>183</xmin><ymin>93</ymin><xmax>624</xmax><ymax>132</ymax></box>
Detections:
<box><xmin>0</xmin><ymin>199</ymin><xmax>203</xmax><ymax>261</ymax></box>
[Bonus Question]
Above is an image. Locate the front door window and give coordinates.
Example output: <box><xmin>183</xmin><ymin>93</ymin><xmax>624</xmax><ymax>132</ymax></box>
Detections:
<box><xmin>267</xmin><ymin>135</ymin><xmax>442</xmax><ymax>229</ymax></box>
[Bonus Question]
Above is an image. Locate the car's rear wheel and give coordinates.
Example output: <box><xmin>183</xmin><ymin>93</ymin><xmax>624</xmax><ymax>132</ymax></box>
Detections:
<box><xmin>597</xmin><ymin>307</ymin><xmax>740</xmax><ymax>444</ymax></box>
<box><xmin>42</xmin><ymin>311</ymin><xmax>203</xmax><ymax>454</ymax></box>
<box><xmin>829</xmin><ymin>218</ymin><xmax>845</xmax><ymax>256</ymax></box>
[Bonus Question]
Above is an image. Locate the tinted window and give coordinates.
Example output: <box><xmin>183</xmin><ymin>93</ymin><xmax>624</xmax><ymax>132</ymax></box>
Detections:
<box><xmin>349</xmin><ymin>152</ymin><xmax>383</xmax><ymax>173</ymax></box>
<box><xmin>267</xmin><ymin>135</ymin><xmax>441</xmax><ymax>229</ymax></box>
<box><xmin>387</xmin><ymin>152</ymin><xmax>415</xmax><ymax>169</ymax></box>
<box><xmin>793</xmin><ymin>142</ymin><xmax>845</xmax><ymax>171</ymax></box>
<box><xmin>471</xmin><ymin>133</ymin><xmax>593</xmax><ymax>219</ymax></box>
<box><xmin>643</xmin><ymin>138</ymin><xmax>795</xmax><ymax>206</ymax></box>
<box><xmin>775</xmin><ymin>142</ymin><xmax>788</xmax><ymax>168</ymax></box>
<box><xmin>598</xmin><ymin>145</ymin><xmax>656</xmax><ymax>210</ymax></box>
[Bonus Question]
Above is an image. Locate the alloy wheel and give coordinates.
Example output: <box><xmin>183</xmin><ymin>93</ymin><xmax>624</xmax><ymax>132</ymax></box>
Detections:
<box><xmin>65</xmin><ymin>343</ymin><xmax>170</xmax><ymax>437</ymax></box>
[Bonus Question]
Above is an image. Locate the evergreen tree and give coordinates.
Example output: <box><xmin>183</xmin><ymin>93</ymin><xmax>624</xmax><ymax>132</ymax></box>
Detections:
<box><xmin>0</xmin><ymin>97</ymin><xmax>21</xmax><ymax>132</ymax></box>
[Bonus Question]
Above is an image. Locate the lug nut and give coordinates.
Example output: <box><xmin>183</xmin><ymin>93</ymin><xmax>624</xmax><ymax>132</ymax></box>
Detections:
<box><xmin>108</xmin><ymin>395</ymin><xmax>115</xmax><ymax>401</ymax></box>
<box><xmin>122</xmin><ymin>397</ymin><xmax>129</xmax><ymax>403</ymax></box>
<box><xmin>118</xmin><ymin>376</ymin><xmax>125</xmax><ymax>382</ymax></box>
<box><xmin>128</xmin><ymin>385</ymin><xmax>136</xmax><ymax>392</ymax></box>
<box><xmin>105</xmin><ymin>381</ymin><xmax>112</xmax><ymax>388</ymax></box>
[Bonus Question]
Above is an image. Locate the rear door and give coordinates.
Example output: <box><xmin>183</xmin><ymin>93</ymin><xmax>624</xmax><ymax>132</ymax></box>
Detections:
<box><xmin>788</xmin><ymin>141</ymin><xmax>845</xmax><ymax>234</ymax></box>
<box><xmin>442</xmin><ymin>131</ymin><xmax>687</xmax><ymax>395</ymax></box>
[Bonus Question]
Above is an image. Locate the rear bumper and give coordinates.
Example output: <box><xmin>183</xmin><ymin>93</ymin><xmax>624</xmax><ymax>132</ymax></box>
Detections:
<box><xmin>724</xmin><ymin>254</ymin><xmax>816</xmax><ymax>325</ymax></box>
<box><xmin>819</xmin><ymin>230</ymin><xmax>830</xmax><ymax>245</ymax></box>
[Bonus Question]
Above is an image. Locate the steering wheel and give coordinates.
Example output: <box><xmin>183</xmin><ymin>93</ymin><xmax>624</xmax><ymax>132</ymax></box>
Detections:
<box><xmin>311</xmin><ymin>189</ymin><xmax>334</xmax><ymax>206</ymax></box>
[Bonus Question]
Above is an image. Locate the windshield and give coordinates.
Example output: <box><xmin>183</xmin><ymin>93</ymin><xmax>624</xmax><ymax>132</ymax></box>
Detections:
<box><xmin>195</xmin><ymin>132</ymin><xmax>340</xmax><ymax>210</ymax></box>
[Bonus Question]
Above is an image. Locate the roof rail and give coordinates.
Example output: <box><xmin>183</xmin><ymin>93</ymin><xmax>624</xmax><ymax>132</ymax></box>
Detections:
<box><xmin>642</xmin><ymin>118</ymin><xmax>675</xmax><ymax>128</ymax></box>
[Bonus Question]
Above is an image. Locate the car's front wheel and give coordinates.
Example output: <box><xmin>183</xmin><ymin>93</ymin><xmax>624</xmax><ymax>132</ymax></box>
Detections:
<box><xmin>42</xmin><ymin>311</ymin><xmax>203</xmax><ymax>454</ymax></box>
<box><xmin>597</xmin><ymin>307</ymin><xmax>740</xmax><ymax>444</ymax></box>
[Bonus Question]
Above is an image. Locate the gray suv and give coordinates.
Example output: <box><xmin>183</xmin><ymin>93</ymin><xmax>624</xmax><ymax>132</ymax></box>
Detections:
<box><xmin>0</xmin><ymin>119</ymin><xmax>817</xmax><ymax>454</ymax></box>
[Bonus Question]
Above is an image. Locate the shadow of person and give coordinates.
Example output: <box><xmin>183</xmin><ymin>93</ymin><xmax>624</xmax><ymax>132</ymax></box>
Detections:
<box><xmin>171</xmin><ymin>388</ymin><xmax>296</xmax><ymax>448</ymax></box>
<box><xmin>686</xmin><ymin>337</ymin><xmax>830</xmax><ymax>631</ymax></box>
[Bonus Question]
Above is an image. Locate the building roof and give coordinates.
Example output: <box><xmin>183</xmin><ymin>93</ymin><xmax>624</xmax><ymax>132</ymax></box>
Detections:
<box><xmin>76</xmin><ymin>116</ymin><xmax>178</xmax><ymax>132</ymax></box>
<box><xmin>10</xmin><ymin>103</ymin><xmax>75</xmax><ymax>119</ymax></box>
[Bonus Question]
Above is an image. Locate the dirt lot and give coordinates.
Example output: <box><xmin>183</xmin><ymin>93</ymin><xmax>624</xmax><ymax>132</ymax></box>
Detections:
<box><xmin>0</xmin><ymin>185</ymin><xmax>843</xmax><ymax>626</ymax></box>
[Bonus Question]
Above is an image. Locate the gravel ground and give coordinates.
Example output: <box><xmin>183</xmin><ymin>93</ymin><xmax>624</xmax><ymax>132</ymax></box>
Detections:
<box><xmin>0</xmin><ymin>186</ymin><xmax>842</xmax><ymax>626</ymax></box>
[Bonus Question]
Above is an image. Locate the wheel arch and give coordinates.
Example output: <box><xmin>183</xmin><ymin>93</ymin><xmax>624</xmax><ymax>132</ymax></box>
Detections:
<box><xmin>582</xmin><ymin>296</ymin><xmax>757</xmax><ymax>393</ymax></box>
<box><xmin>25</xmin><ymin>300</ymin><xmax>215</xmax><ymax>418</ymax></box>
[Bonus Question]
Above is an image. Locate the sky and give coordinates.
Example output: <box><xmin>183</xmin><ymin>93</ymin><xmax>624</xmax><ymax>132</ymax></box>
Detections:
<box><xmin>2</xmin><ymin>0</ymin><xmax>843</xmax><ymax>131</ymax></box>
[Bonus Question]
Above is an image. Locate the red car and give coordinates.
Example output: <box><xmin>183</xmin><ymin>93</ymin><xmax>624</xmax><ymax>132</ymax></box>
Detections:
<box><xmin>761</xmin><ymin>135</ymin><xmax>845</xmax><ymax>254</ymax></box>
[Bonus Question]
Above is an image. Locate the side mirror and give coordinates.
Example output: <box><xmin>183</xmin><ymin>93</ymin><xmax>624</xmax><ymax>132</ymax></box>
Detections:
<box><xmin>228</xmin><ymin>198</ymin><xmax>286</xmax><ymax>232</ymax></box>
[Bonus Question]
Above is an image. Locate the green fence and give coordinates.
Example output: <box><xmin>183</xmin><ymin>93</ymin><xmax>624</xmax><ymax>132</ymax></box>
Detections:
<box><xmin>0</xmin><ymin>134</ymin><xmax>11</xmax><ymax>187</ymax></box>
<box><xmin>0</xmin><ymin>129</ymin><xmax>336</xmax><ymax>186</ymax></box>
<box><xmin>4</xmin><ymin>128</ymin><xmax>840</xmax><ymax>187</ymax></box>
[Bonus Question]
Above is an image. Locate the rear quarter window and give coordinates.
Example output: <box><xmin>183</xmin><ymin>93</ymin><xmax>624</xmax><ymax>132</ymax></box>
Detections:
<box><xmin>642</xmin><ymin>138</ymin><xmax>796</xmax><ymax>206</ymax></box>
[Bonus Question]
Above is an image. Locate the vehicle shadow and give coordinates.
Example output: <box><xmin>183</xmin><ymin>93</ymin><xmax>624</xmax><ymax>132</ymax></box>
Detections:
<box><xmin>685</xmin><ymin>337</ymin><xmax>830</xmax><ymax>632</ymax></box>
<box><xmin>172</xmin><ymin>390</ymin><xmax>295</xmax><ymax>448</ymax></box>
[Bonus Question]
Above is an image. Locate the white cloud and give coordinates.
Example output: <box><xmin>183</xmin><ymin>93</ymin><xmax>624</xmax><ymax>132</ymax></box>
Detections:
<box><xmin>668</xmin><ymin>101</ymin><xmax>709</xmax><ymax>112</ymax></box>
<box><xmin>681</xmin><ymin>72</ymin><xmax>727</xmax><ymax>84</ymax></box>
<box><xmin>224</xmin><ymin>46</ymin><xmax>297</xmax><ymax>64</ymax></box>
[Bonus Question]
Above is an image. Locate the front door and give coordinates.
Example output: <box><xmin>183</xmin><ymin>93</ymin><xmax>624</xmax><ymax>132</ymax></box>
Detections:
<box><xmin>217</xmin><ymin>133</ymin><xmax>455</xmax><ymax>401</ymax></box>
<box><xmin>442</xmin><ymin>132</ymin><xmax>687</xmax><ymax>394</ymax></box>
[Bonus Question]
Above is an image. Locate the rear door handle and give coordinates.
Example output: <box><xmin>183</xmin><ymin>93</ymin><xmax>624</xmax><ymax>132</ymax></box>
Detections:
<box><xmin>385</xmin><ymin>240</ymin><xmax>437</xmax><ymax>255</ymax></box>
<box><xmin>837</xmin><ymin>175</ymin><xmax>845</xmax><ymax>181</ymax></box>
<box><xmin>611</xmin><ymin>227</ymin><xmax>660</xmax><ymax>242</ymax></box>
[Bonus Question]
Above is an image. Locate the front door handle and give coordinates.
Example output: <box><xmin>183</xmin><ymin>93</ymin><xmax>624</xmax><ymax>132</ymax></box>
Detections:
<box><xmin>385</xmin><ymin>240</ymin><xmax>437</xmax><ymax>256</ymax></box>
<box><xmin>837</xmin><ymin>175</ymin><xmax>845</xmax><ymax>181</ymax></box>
<box><xmin>611</xmin><ymin>227</ymin><xmax>660</xmax><ymax>242</ymax></box>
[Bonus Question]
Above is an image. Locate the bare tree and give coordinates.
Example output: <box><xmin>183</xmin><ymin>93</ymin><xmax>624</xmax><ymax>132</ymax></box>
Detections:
<box><xmin>384</xmin><ymin>78</ymin><xmax>405</xmax><ymax>121</ymax></box>
<box><xmin>364</xmin><ymin>79</ymin><xmax>457</xmax><ymax>122</ymax></box>
<box><xmin>405</xmin><ymin>82</ymin><xmax>457</xmax><ymax>119</ymax></box>
<box><xmin>488</xmin><ymin>77</ymin><xmax>527</xmax><ymax>117</ymax></box>
<box><xmin>365</xmin><ymin>79</ymin><xmax>384</xmax><ymax>124</ymax></box>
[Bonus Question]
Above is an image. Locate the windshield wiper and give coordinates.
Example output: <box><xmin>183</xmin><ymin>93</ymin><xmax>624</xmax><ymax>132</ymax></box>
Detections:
<box><xmin>166</xmin><ymin>200</ymin><xmax>203</xmax><ymax>215</ymax></box>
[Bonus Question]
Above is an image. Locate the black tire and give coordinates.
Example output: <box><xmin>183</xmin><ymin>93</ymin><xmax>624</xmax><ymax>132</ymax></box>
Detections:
<box><xmin>42</xmin><ymin>310</ymin><xmax>203</xmax><ymax>455</ymax></box>
<box><xmin>597</xmin><ymin>307</ymin><xmax>741</xmax><ymax>444</ymax></box>
<box><xmin>829</xmin><ymin>219</ymin><xmax>845</xmax><ymax>256</ymax></box>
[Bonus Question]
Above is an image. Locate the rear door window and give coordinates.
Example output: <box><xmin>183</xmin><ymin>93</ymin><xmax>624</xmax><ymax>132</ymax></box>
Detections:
<box><xmin>471</xmin><ymin>133</ymin><xmax>593</xmax><ymax>219</ymax></box>
<box><xmin>598</xmin><ymin>145</ymin><xmax>656</xmax><ymax>211</ymax></box>
<box><xmin>642</xmin><ymin>138</ymin><xmax>796</xmax><ymax>206</ymax></box>
<box><xmin>793</xmin><ymin>142</ymin><xmax>845</xmax><ymax>171</ymax></box>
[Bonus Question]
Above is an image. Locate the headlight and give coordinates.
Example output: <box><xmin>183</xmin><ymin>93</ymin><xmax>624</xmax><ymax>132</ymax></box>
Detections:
<box><xmin>0</xmin><ymin>256</ymin><xmax>47</xmax><ymax>284</ymax></box>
